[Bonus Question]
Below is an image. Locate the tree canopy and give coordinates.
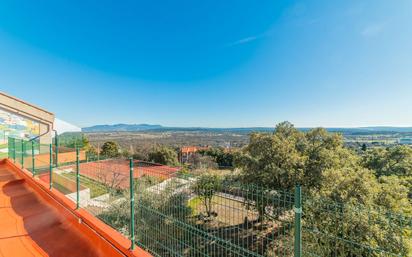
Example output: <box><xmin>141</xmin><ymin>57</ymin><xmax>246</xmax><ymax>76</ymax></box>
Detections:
<box><xmin>192</xmin><ymin>173</ymin><xmax>221</xmax><ymax>217</ymax></box>
<box><xmin>148</xmin><ymin>146</ymin><xmax>179</xmax><ymax>166</ymax></box>
<box><xmin>100</xmin><ymin>141</ymin><xmax>120</xmax><ymax>158</ymax></box>
<box><xmin>362</xmin><ymin>145</ymin><xmax>412</xmax><ymax>177</ymax></box>
<box><xmin>198</xmin><ymin>147</ymin><xmax>235</xmax><ymax>167</ymax></box>
<box><xmin>235</xmin><ymin>121</ymin><xmax>412</xmax><ymax>255</ymax></box>
<box><xmin>235</xmin><ymin>121</ymin><xmax>354</xmax><ymax>191</ymax></box>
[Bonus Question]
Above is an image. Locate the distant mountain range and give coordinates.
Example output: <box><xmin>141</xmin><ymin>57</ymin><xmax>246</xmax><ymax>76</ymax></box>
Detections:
<box><xmin>82</xmin><ymin>123</ymin><xmax>273</xmax><ymax>133</ymax></box>
<box><xmin>82</xmin><ymin>124</ymin><xmax>412</xmax><ymax>134</ymax></box>
<box><xmin>82</xmin><ymin>124</ymin><xmax>163</xmax><ymax>132</ymax></box>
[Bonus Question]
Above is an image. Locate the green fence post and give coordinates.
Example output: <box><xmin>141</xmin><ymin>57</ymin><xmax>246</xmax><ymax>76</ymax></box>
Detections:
<box><xmin>12</xmin><ymin>138</ymin><xmax>16</xmax><ymax>163</ymax></box>
<box><xmin>76</xmin><ymin>147</ymin><xmax>80</xmax><ymax>209</ymax></box>
<box><xmin>55</xmin><ymin>136</ymin><xmax>59</xmax><ymax>167</ymax></box>
<box><xmin>21</xmin><ymin>140</ymin><xmax>24</xmax><ymax>168</ymax></box>
<box><xmin>31</xmin><ymin>141</ymin><xmax>35</xmax><ymax>176</ymax></box>
<box><xmin>49</xmin><ymin>144</ymin><xmax>53</xmax><ymax>190</ymax></box>
<box><xmin>294</xmin><ymin>185</ymin><xmax>302</xmax><ymax>257</ymax></box>
<box><xmin>129</xmin><ymin>157</ymin><xmax>135</xmax><ymax>250</ymax></box>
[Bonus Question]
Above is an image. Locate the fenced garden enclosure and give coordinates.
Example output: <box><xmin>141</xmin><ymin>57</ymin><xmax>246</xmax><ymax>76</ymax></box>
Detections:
<box><xmin>7</xmin><ymin>136</ymin><xmax>412</xmax><ymax>257</ymax></box>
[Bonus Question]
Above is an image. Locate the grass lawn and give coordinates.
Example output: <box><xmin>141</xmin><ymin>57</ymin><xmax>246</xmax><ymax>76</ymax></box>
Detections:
<box><xmin>52</xmin><ymin>181</ymin><xmax>72</xmax><ymax>195</ymax></box>
<box><xmin>60</xmin><ymin>173</ymin><xmax>109</xmax><ymax>198</ymax></box>
<box><xmin>188</xmin><ymin>196</ymin><xmax>202</xmax><ymax>214</ymax></box>
<box><xmin>189</xmin><ymin>195</ymin><xmax>258</xmax><ymax>226</ymax></box>
<box><xmin>188</xmin><ymin>194</ymin><xmax>280</xmax><ymax>255</ymax></box>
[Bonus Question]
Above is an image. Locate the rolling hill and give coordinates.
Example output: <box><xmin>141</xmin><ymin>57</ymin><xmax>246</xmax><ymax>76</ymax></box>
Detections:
<box><xmin>82</xmin><ymin>124</ymin><xmax>412</xmax><ymax>134</ymax></box>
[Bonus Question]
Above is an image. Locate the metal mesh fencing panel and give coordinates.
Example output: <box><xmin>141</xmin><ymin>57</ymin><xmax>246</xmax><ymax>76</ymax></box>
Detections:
<box><xmin>24</xmin><ymin>140</ymin><xmax>35</xmax><ymax>174</ymax></box>
<box><xmin>301</xmin><ymin>195</ymin><xmax>412</xmax><ymax>257</ymax></box>
<box><xmin>32</xmin><ymin>142</ymin><xmax>52</xmax><ymax>184</ymax></box>
<box><xmin>131</xmin><ymin>163</ymin><xmax>295</xmax><ymax>257</ymax></box>
<box><xmin>54</xmin><ymin>145</ymin><xmax>80</xmax><ymax>167</ymax></box>
<box><xmin>14</xmin><ymin>138</ymin><xmax>23</xmax><ymax>167</ymax></box>
<box><xmin>7</xmin><ymin>137</ymin><xmax>15</xmax><ymax>160</ymax></box>
<box><xmin>58</xmin><ymin>157</ymin><xmax>132</xmax><ymax>237</ymax></box>
<box><xmin>50</xmin><ymin>163</ymin><xmax>78</xmax><ymax>200</ymax></box>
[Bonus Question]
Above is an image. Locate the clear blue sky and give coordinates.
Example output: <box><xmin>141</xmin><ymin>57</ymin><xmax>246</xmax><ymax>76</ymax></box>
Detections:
<box><xmin>1</xmin><ymin>0</ymin><xmax>411</xmax><ymax>128</ymax></box>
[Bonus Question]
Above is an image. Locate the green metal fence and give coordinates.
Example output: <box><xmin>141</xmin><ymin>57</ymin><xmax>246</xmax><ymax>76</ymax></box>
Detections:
<box><xmin>7</xmin><ymin>137</ymin><xmax>15</xmax><ymax>161</ymax></box>
<box><xmin>301</xmin><ymin>195</ymin><xmax>411</xmax><ymax>257</ymax></box>
<box><xmin>133</xmin><ymin>175</ymin><xmax>296</xmax><ymax>257</ymax></box>
<box><xmin>13</xmin><ymin>138</ymin><xmax>22</xmax><ymax>168</ymax></box>
<box><xmin>5</xmin><ymin>136</ymin><xmax>412</xmax><ymax>257</ymax></box>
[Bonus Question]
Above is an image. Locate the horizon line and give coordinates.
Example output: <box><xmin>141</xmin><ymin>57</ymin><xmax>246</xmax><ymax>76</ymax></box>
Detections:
<box><xmin>80</xmin><ymin>123</ymin><xmax>412</xmax><ymax>129</ymax></box>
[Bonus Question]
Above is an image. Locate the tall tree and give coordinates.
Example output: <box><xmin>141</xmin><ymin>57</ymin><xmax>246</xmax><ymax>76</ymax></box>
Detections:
<box><xmin>199</xmin><ymin>147</ymin><xmax>235</xmax><ymax>167</ymax></box>
<box><xmin>192</xmin><ymin>173</ymin><xmax>221</xmax><ymax>217</ymax></box>
<box><xmin>100</xmin><ymin>141</ymin><xmax>120</xmax><ymax>158</ymax></box>
<box><xmin>363</xmin><ymin>145</ymin><xmax>412</xmax><ymax>177</ymax></box>
<box><xmin>235</xmin><ymin>122</ymin><xmax>353</xmax><ymax>190</ymax></box>
<box><xmin>148</xmin><ymin>146</ymin><xmax>179</xmax><ymax>166</ymax></box>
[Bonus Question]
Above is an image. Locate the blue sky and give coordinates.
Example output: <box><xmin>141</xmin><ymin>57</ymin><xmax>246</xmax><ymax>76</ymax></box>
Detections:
<box><xmin>1</xmin><ymin>0</ymin><xmax>412</xmax><ymax>128</ymax></box>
